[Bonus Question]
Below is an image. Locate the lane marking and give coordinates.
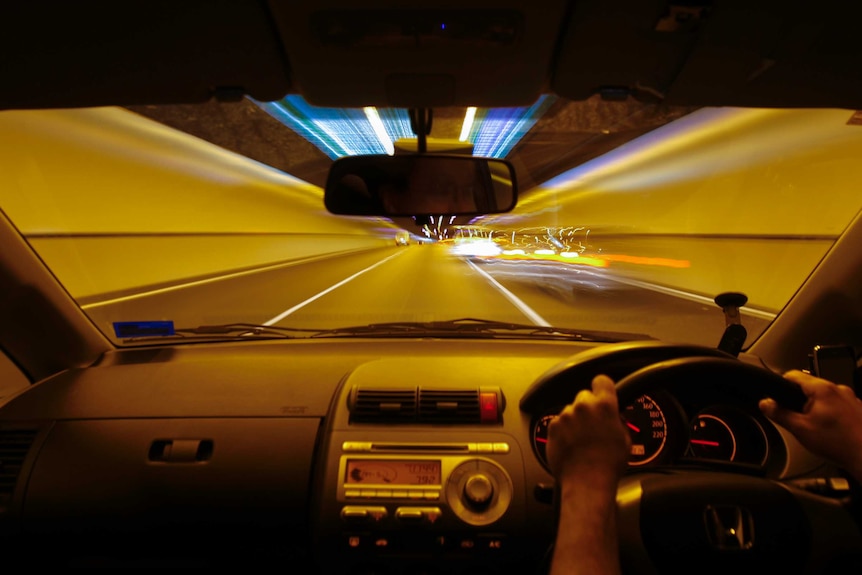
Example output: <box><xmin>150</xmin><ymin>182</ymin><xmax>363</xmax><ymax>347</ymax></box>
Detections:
<box><xmin>264</xmin><ymin>251</ymin><xmax>405</xmax><ymax>325</ymax></box>
<box><xmin>591</xmin><ymin>273</ymin><xmax>777</xmax><ymax>320</ymax></box>
<box><xmin>466</xmin><ymin>260</ymin><xmax>551</xmax><ymax>326</ymax></box>
<box><xmin>81</xmin><ymin>248</ymin><xmax>382</xmax><ymax>310</ymax></box>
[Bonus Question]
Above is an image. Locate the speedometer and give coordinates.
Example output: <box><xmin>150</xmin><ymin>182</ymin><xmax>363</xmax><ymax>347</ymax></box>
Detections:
<box><xmin>531</xmin><ymin>394</ymin><xmax>669</xmax><ymax>469</ymax></box>
<box><xmin>623</xmin><ymin>394</ymin><xmax>667</xmax><ymax>466</ymax></box>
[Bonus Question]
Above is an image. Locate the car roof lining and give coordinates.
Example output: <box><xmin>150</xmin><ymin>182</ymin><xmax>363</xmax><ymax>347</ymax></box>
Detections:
<box><xmin>2</xmin><ymin>1</ymin><xmax>862</xmax><ymax>111</ymax></box>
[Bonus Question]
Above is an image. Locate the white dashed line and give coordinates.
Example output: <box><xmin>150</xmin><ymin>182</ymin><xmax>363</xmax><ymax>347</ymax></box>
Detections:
<box><xmin>264</xmin><ymin>251</ymin><xmax>405</xmax><ymax>325</ymax></box>
<box><xmin>467</xmin><ymin>260</ymin><xmax>551</xmax><ymax>326</ymax></box>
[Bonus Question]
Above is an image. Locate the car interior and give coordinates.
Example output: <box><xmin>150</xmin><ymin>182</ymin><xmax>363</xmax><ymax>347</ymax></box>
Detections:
<box><xmin>2</xmin><ymin>1</ymin><xmax>862</xmax><ymax>573</ymax></box>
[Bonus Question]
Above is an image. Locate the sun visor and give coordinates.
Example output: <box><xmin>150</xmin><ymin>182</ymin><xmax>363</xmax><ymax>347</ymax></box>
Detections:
<box><xmin>551</xmin><ymin>0</ymin><xmax>705</xmax><ymax>104</ymax></box>
<box><xmin>663</xmin><ymin>0</ymin><xmax>862</xmax><ymax>109</ymax></box>
<box><xmin>0</xmin><ymin>1</ymin><xmax>292</xmax><ymax>110</ymax></box>
<box><xmin>552</xmin><ymin>0</ymin><xmax>862</xmax><ymax>109</ymax></box>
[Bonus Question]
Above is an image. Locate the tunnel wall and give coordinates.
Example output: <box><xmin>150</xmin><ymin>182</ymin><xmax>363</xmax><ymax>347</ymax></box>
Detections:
<box><xmin>0</xmin><ymin>107</ymin><xmax>398</xmax><ymax>301</ymax></box>
<box><xmin>488</xmin><ymin>108</ymin><xmax>862</xmax><ymax>313</ymax></box>
<box><xmin>4</xmin><ymin>107</ymin><xmax>862</xmax><ymax>313</ymax></box>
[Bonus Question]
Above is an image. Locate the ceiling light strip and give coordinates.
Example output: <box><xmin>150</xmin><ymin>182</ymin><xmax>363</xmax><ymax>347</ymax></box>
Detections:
<box><xmin>472</xmin><ymin>95</ymin><xmax>555</xmax><ymax>158</ymax></box>
<box><xmin>460</xmin><ymin>107</ymin><xmax>477</xmax><ymax>142</ymax></box>
<box><xmin>364</xmin><ymin>107</ymin><xmax>395</xmax><ymax>155</ymax></box>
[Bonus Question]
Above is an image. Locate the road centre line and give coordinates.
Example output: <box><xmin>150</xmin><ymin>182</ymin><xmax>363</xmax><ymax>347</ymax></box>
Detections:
<box><xmin>264</xmin><ymin>251</ymin><xmax>405</xmax><ymax>326</ymax></box>
<box><xmin>467</xmin><ymin>260</ymin><xmax>551</xmax><ymax>327</ymax></box>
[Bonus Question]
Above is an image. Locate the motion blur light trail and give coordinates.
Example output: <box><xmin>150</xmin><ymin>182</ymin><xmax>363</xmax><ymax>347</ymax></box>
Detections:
<box><xmin>462</xmin><ymin>249</ymin><xmax>693</xmax><ymax>269</ymax></box>
<box><xmin>600</xmin><ymin>254</ymin><xmax>691</xmax><ymax>268</ymax></box>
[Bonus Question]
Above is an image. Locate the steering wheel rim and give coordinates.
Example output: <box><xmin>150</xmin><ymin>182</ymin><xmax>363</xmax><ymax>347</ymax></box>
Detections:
<box><xmin>614</xmin><ymin>355</ymin><xmax>807</xmax><ymax>411</ymax></box>
<box><xmin>520</xmin><ymin>341</ymin><xmax>735</xmax><ymax>412</ymax></box>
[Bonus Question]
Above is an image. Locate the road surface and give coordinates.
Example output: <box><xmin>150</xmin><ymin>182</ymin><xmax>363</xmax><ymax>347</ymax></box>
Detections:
<box><xmin>83</xmin><ymin>244</ymin><xmax>771</xmax><ymax>347</ymax></box>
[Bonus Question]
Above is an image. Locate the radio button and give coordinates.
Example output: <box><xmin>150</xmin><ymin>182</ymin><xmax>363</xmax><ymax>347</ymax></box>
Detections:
<box><xmin>360</xmin><ymin>489</ymin><xmax>377</xmax><ymax>498</ymax></box>
<box><xmin>395</xmin><ymin>508</ymin><xmax>425</xmax><ymax>523</ymax></box>
<box><xmin>492</xmin><ymin>442</ymin><xmax>510</xmax><ymax>454</ymax></box>
<box><xmin>376</xmin><ymin>489</ymin><xmax>392</xmax><ymax>498</ymax></box>
<box><xmin>341</xmin><ymin>505</ymin><xmax>388</xmax><ymax>524</ymax></box>
<box><xmin>476</xmin><ymin>443</ymin><xmax>494</xmax><ymax>453</ymax></box>
<box><xmin>392</xmin><ymin>489</ymin><xmax>409</xmax><ymax>498</ymax></box>
<box><xmin>344</xmin><ymin>489</ymin><xmax>361</xmax><ymax>499</ymax></box>
<box><xmin>424</xmin><ymin>490</ymin><xmax>441</xmax><ymax>500</ymax></box>
<box><xmin>480</xmin><ymin>535</ymin><xmax>507</xmax><ymax>551</ymax></box>
<box><xmin>345</xmin><ymin>534</ymin><xmax>365</xmax><ymax>549</ymax></box>
<box><xmin>408</xmin><ymin>490</ymin><xmax>424</xmax><ymax>499</ymax></box>
<box><xmin>423</xmin><ymin>507</ymin><xmax>442</xmax><ymax>524</ymax></box>
<box><xmin>341</xmin><ymin>507</ymin><xmax>369</xmax><ymax>522</ymax></box>
<box><xmin>395</xmin><ymin>506</ymin><xmax>443</xmax><ymax>525</ymax></box>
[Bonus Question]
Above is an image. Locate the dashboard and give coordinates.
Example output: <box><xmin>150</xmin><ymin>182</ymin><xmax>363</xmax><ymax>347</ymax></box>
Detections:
<box><xmin>0</xmin><ymin>337</ymin><xmax>831</xmax><ymax>572</ymax></box>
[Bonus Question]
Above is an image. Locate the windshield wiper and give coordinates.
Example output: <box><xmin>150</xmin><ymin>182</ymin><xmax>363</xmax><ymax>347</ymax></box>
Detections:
<box><xmin>120</xmin><ymin>319</ymin><xmax>651</xmax><ymax>343</ymax></box>
<box><xmin>118</xmin><ymin>323</ymin><xmax>312</xmax><ymax>342</ymax></box>
<box><xmin>306</xmin><ymin>318</ymin><xmax>653</xmax><ymax>343</ymax></box>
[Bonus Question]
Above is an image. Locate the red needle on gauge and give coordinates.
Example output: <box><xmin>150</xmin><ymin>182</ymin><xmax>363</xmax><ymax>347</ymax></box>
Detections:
<box><xmin>690</xmin><ymin>440</ymin><xmax>720</xmax><ymax>446</ymax></box>
<box><xmin>625</xmin><ymin>421</ymin><xmax>640</xmax><ymax>433</ymax></box>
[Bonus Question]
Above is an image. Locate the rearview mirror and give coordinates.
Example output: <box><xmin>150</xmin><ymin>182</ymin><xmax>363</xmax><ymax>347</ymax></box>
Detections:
<box><xmin>324</xmin><ymin>154</ymin><xmax>517</xmax><ymax>216</ymax></box>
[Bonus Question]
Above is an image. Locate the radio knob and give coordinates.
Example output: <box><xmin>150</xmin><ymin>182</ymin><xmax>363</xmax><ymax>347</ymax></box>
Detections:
<box><xmin>463</xmin><ymin>473</ymin><xmax>494</xmax><ymax>507</ymax></box>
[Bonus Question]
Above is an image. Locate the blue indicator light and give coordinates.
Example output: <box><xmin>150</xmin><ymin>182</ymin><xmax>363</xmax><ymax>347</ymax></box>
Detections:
<box><xmin>113</xmin><ymin>321</ymin><xmax>175</xmax><ymax>338</ymax></box>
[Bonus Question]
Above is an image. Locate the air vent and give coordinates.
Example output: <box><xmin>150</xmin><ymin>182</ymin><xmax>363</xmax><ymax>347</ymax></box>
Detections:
<box><xmin>0</xmin><ymin>429</ymin><xmax>38</xmax><ymax>513</ymax></box>
<box><xmin>349</xmin><ymin>387</ymin><xmax>417</xmax><ymax>423</ymax></box>
<box><xmin>349</xmin><ymin>387</ymin><xmax>502</xmax><ymax>424</ymax></box>
<box><xmin>419</xmin><ymin>389</ymin><xmax>481</xmax><ymax>423</ymax></box>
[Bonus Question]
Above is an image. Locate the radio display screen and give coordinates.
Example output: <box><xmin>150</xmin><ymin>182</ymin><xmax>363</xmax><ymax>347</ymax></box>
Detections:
<box><xmin>345</xmin><ymin>459</ymin><xmax>441</xmax><ymax>485</ymax></box>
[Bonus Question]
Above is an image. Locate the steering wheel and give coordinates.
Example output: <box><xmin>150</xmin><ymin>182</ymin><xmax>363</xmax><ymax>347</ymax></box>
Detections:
<box><xmin>526</xmin><ymin>342</ymin><xmax>862</xmax><ymax>575</ymax></box>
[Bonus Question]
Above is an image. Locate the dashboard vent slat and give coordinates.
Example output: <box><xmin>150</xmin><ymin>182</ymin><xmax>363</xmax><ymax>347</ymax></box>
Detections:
<box><xmin>349</xmin><ymin>388</ymin><xmax>417</xmax><ymax>422</ymax></box>
<box><xmin>0</xmin><ymin>429</ymin><xmax>38</xmax><ymax>513</ymax></box>
<box><xmin>419</xmin><ymin>389</ymin><xmax>481</xmax><ymax>423</ymax></box>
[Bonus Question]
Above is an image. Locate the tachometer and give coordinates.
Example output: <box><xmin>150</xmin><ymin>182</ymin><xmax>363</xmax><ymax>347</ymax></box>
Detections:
<box><xmin>689</xmin><ymin>414</ymin><xmax>737</xmax><ymax>460</ymax></box>
<box><xmin>687</xmin><ymin>406</ymin><xmax>769</xmax><ymax>465</ymax></box>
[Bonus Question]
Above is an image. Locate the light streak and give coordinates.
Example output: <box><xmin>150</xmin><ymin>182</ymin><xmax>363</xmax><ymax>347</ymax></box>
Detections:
<box><xmin>459</xmin><ymin>107</ymin><xmax>477</xmax><ymax>141</ymax></box>
<box><xmin>363</xmin><ymin>107</ymin><xmax>394</xmax><ymax>155</ymax></box>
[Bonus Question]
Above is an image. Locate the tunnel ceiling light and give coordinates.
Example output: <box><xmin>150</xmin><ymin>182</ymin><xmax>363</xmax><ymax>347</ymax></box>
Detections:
<box><xmin>252</xmin><ymin>96</ymin><xmax>413</xmax><ymax>158</ymax></box>
<box><xmin>470</xmin><ymin>95</ymin><xmax>555</xmax><ymax>158</ymax></box>
<box><xmin>459</xmin><ymin>107</ymin><xmax>477</xmax><ymax>142</ymax></box>
<box><xmin>364</xmin><ymin>107</ymin><xmax>395</xmax><ymax>155</ymax></box>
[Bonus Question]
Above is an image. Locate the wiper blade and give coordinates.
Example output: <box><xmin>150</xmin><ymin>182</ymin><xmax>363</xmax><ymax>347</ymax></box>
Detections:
<box><xmin>118</xmin><ymin>323</ymin><xmax>316</xmax><ymax>342</ymax></box>
<box><xmin>119</xmin><ymin>319</ymin><xmax>651</xmax><ymax>344</ymax></box>
<box><xmin>308</xmin><ymin>318</ymin><xmax>652</xmax><ymax>343</ymax></box>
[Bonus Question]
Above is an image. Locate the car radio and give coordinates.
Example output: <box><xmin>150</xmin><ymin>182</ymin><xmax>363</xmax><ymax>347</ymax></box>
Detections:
<box><xmin>313</xmin><ymin>433</ymin><xmax>540</xmax><ymax>574</ymax></box>
<box><xmin>337</xmin><ymin>444</ymin><xmax>513</xmax><ymax>526</ymax></box>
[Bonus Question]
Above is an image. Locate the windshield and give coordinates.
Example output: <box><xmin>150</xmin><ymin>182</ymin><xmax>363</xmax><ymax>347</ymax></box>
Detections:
<box><xmin>1</xmin><ymin>101</ymin><xmax>860</xmax><ymax>347</ymax></box>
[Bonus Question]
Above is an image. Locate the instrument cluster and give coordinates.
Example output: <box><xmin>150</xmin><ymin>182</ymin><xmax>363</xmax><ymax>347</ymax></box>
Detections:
<box><xmin>530</xmin><ymin>389</ymin><xmax>777</xmax><ymax>471</ymax></box>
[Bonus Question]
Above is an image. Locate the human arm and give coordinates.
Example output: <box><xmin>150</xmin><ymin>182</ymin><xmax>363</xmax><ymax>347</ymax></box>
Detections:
<box><xmin>759</xmin><ymin>369</ymin><xmax>862</xmax><ymax>484</ymax></box>
<box><xmin>546</xmin><ymin>374</ymin><xmax>631</xmax><ymax>575</ymax></box>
